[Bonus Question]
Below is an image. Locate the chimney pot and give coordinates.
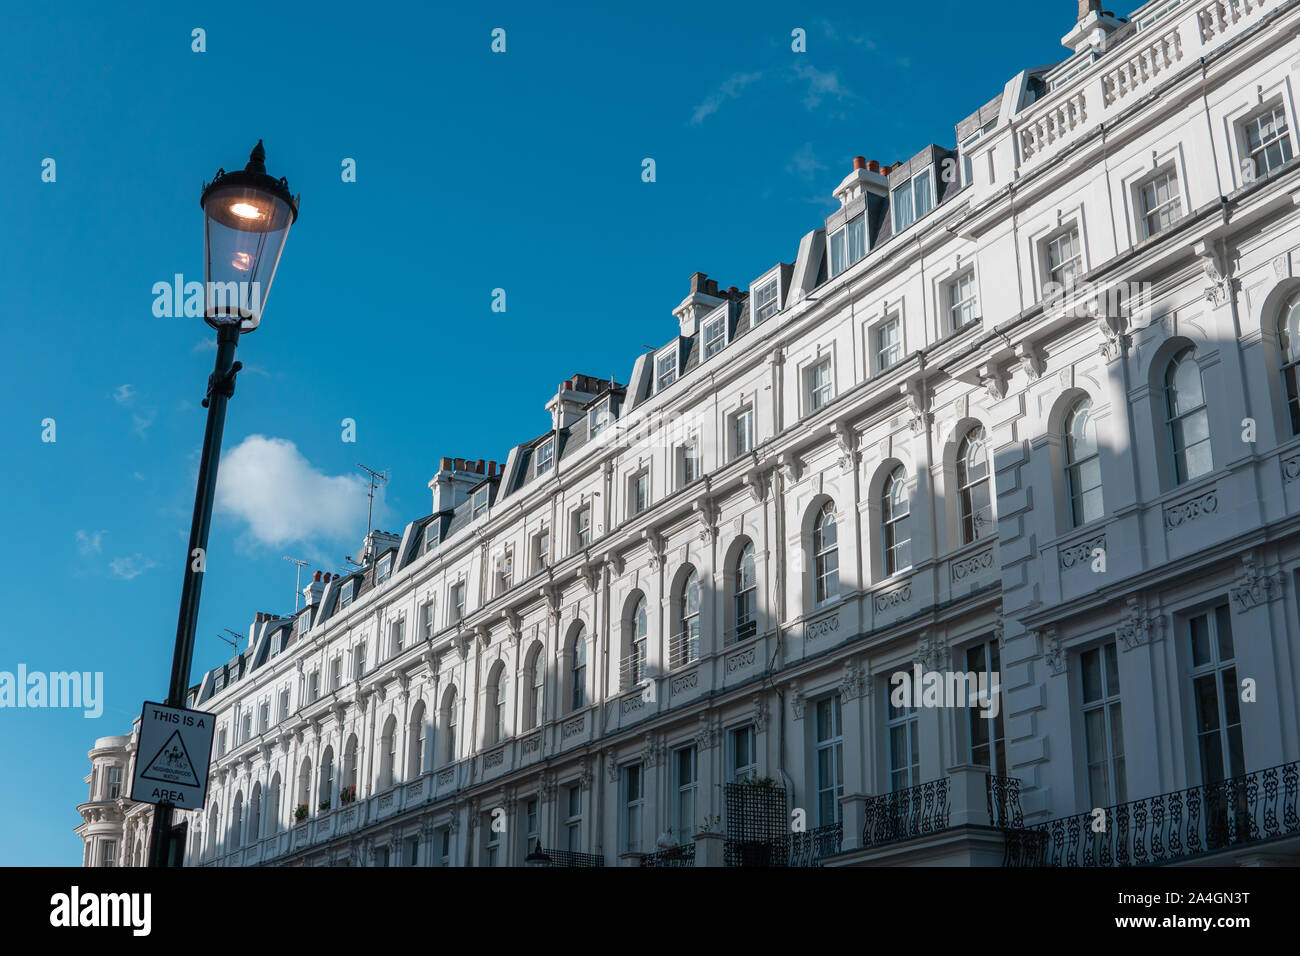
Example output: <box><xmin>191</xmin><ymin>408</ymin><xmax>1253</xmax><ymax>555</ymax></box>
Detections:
<box><xmin>689</xmin><ymin>271</ymin><xmax>708</xmax><ymax>293</ymax></box>
<box><xmin>476</xmin><ymin>459</ymin><xmax>486</xmax><ymax>473</ymax></box>
<box><xmin>728</xmin><ymin>286</ymin><xmax>739</xmax><ymax>295</ymax></box>
<box><xmin>488</xmin><ymin>461</ymin><xmax>497</xmax><ymax>476</ymax></box>
<box><xmin>867</xmin><ymin>160</ymin><xmax>880</xmax><ymax>173</ymax></box>
<box><xmin>313</xmin><ymin>570</ymin><xmax>322</xmax><ymax>582</ymax></box>
<box><xmin>439</xmin><ymin>456</ymin><xmax>452</xmax><ymax>470</ymax></box>
<box><xmin>853</xmin><ymin>156</ymin><xmax>866</xmax><ymax>170</ymax></box>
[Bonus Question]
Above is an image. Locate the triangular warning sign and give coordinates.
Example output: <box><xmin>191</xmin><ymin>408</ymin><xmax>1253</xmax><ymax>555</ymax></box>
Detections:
<box><xmin>140</xmin><ymin>730</ymin><xmax>201</xmax><ymax>788</ymax></box>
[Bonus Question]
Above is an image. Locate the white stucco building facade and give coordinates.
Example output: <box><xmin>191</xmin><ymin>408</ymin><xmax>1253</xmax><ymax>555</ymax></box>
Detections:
<box><xmin>81</xmin><ymin>0</ymin><xmax>1300</xmax><ymax>867</ymax></box>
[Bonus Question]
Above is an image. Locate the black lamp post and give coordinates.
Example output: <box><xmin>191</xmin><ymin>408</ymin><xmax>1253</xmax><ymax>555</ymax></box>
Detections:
<box><xmin>146</xmin><ymin>142</ymin><xmax>299</xmax><ymax>868</ymax></box>
<box><xmin>525</xmin><ymin>839</ymin><xmax>552</xmax><ymax>867</ymax></box>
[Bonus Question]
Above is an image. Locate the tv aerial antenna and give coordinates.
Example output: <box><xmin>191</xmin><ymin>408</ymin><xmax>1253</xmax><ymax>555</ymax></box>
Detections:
<box><xmin>356</xmin><ymin>462</ymin><xmax>389</xmax><ymax>540</ymax></box>
<box><xmin>283</xmin><ymin>555</ymin><xmax>310</xmax><ymax>610</ymax></box>
<box><xmin>216</xmin><ymin>628</ymin><xmax>244</xmax><ymax>654</ymax></box>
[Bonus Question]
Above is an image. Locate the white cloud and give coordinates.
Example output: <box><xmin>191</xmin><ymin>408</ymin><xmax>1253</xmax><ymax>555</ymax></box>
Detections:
<box><xmin>192</xmin><ymin>339</ymin><xmax>217</xmax><ymax>354</ymax></box>
<box><xmin>215</xmin><ymin>435</ymin><xmax>384</xmax><ymax>549</ymax></box>
<box><xmin>132</xmin><ymin>411</ymin><xmax>156</xmax><ymax>437</ymax></box>
<box><xmin>792</xmin><ymin>64</ymin><xmax>853</xmax><ymax>110</ymax></box>
<box><xmin>690</xmin><ymin>71</ymin><xmax>763</xmax><ymax>125</ymax></box>
<box><xmin>76</xmin><ymin>530</ymin><xmax>105</xmax><ymax>556</ymax></box>
<box><xmin>110</xmin><ymin>554</ymin><xmax>156</xmax><ymax>580</ymax></box>
<box><xmin>113</xmin><ymin>384</ymin><xmax>136</xmax><ymax>405</ymax></box>
<box><xmin>789</xmin><ymin>143</ymin><xmax>827</xmax><ymax>180</ymax></box>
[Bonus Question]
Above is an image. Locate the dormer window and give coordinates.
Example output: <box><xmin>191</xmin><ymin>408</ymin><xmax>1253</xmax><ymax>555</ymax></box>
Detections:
<box><xmin>753</xmin><ymin>274</ymin><xmax>782</xmax><ymax>323</ymax></box>
<box><xmin>829</xmin><ymin>215</ymin><xmax>866</xmax><ymax>277</ymax></box>
<box><xmin>472</xmin><ymin>487</ymin><xmax>489</xmax><ymax>519</ymax></box>
<box><xmin>535</xmin><ymin>439</ymin><xmax>555</xmax><ymax>476</ymax></box>
<box><xmin>701</xmin><ymin>311</ymin><xmax>728</xmax><ymax>360</ymax></box>
<box><xmin>655</xmin><ymin>347</ymin><xmax>679</xmax><ymax>391</ymax></box>
<box><xmin>589</xmin><ymin>401</ymin><xmax>610</xmax><ymax>439</ymax></box>
<box><xmin>376</xmin><ymin>554</ymin><xmax>392</xmax><ymax>584</ymax></box>
<box><xmin>892</xmin><ymin>167</ymin><xmax>934</xmax><ymax>233</ymax></box>
<box><xmin>424</xmin><ymin>520</ymin><xmax>439</xmax><ymax>553</ymax></box>
<box><xmin>338</xmin><ymin>579</ymin><xmax>355</xmax><ymax>610</ymax></box>
<box><xmin>297</xmin><ymin>612</ymin><xmax>310</xmax><ymax>635</ymax></box>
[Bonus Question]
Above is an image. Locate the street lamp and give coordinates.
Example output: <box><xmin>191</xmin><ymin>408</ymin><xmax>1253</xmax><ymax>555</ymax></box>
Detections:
<box><xmin>524</xmin><ymin>839</ymin><xmax>552</xmax><ymax>867</ymax></box>
<box><xmin>146</xmin><ymin>142</ymin><xmax>299</xmax><ymax>868</ymax></box>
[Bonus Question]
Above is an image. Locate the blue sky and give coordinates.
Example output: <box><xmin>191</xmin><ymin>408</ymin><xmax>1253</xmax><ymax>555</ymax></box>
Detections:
<box><xmin>0</xmin><ymin>0</ymin><xmax>1078</xmax><ymax>864</ymax></box>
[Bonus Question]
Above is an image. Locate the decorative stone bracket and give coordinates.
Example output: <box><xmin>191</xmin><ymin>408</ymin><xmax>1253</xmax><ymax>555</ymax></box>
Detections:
<box><xmin>1230</xmin><ymin>553</ymin><xmax>1286</xmax><ymax>613</ymax></box>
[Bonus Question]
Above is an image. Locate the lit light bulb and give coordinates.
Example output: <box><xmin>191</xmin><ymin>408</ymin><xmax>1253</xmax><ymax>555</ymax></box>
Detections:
<box><xmin>229</xmin><ymin>201</ymin><xmax>263</xmax><ymax>220</ymax></box>
<box><xmin>232</xmin><ymin>251</ymin><xmax>252</xmax><ymax>271</ymax></box>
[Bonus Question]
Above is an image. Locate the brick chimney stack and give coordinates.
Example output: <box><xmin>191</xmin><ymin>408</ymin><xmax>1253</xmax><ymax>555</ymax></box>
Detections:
<box><xmin>672</xmin><ymin>271</ymin><xmax>727</xmax><ymax>337</ymax></box>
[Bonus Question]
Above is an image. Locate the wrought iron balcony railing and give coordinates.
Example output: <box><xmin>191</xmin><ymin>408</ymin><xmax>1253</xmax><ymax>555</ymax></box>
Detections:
<box><xmin>1004</xmin><ymin>760</ymin><xmax>1300</xmax><ymax>866</ymax></box>
<box><xmin>721</xmin><ymin>823</ymin><xmax>843</xmax><ymax>867</ymax></box>
<box><xmin>863</xmin><ymin>777</ymin><xmax>951</xmax><ymax>847</ymax></box>
<box><xmin>987</xmin><ymin>774</ymin><xmax>1024</xmax><ymax>829</ymax></box>
<box><xmin>639</xmin><ymin>843</ymin><xmax>696</xmax><ymax>867</ymax></box>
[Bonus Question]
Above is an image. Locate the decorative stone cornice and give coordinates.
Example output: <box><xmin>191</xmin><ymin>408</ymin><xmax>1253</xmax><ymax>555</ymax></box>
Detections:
<box><xmin>1015</xmin><ymin>341</ymin><xmax>1045</xmax><ymax>380</ymax></box>
<box><xmin>1230</xmin><ymin>553</ymin><xmax>1286</xmax><ymax>613</ymax></box>
<box><xmin>838</xmin><ymin>659</ymin><xmax>869</xmax><ymax>701</ymax></box>
<box><xmin>1036</xmin><ymin>626</ymin><xmax>1065</xmax><ymax>676</ymax></box>
<box><xmin>914</xmin><ymin>631</ymin><xmax>949</xmax><ymax>672</ymax></box>
<box><xmin>1117</xmin><ymin>596</ymin><xmax>1165</xmax><ymax>651</ymax></box>
<box><xmin>1194</xmin><ymin>237</ymin><xmax>1235</xmax><ymax>308</ymax></box>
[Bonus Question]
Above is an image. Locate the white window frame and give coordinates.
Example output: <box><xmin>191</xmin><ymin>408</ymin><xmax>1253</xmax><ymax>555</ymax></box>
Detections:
<box><xmin>534</xmin><ymin>439</ymin><xmax>555</xmax><ymax>476</ymax></box>
<box><xmin>532</xmin><ymin>527</ymin><xmax>550</xmax><ymax>573</ymax></box>
<box><xmin>806</xmin><ymin>357</ymin><xmax>833</xmax><ymax>415</ymax></box>
<box><xmin>588</xmin><ymin>400</ymin><xmax>610</xmax><ymax>439</ymax></box>
<box><xmin>679</xmin><ymin>434</ymin><xmax>701</xmax><ymax>488</ymax></box>
<box><xmin>1134</xmin><ymin>165</ymin><xmax>1183</xmax><ymax>239</ymax></box>
<box><xmin>729</xmin><ymin>405</ymin><xmax>755</xmax><ymax>460</ymax></box>
<box><xmin>728</xmin><ymin>724</ymin><xmax>757</xmax><ymax>782</ymax></box>
<box><xmin>621</xmin><ymin>764</ymin><xmax>644</xmax><ymax>853</ymax></box>
<box><xmin>1080</xmin><ymin>639</ymin><xmax>1126</xmax><ymax>808</ymax></box>
<box><xmin>628</xmin><ymin>469</ymin><xmax>650</xmax><ymax>518</ymax></box>
<box><xmin>891</xmin><ymin>166</ymin><xmax>935</xmax><ymax>233</ymax></box>
<box><xmin>752</xmin><ymin>272</ymin><xmax>782</xmax><ymax>324</ymax></box>
<box><xmin>450</xmin><ymin>581</ymin><xmax>466</xmax><ymax>624</ymax></box>
<box><xmin>874</xmin><ymin>312</ymin><xmax>903</xmax><ymax>373</ymax></box>
<box><xmin>814</xmin><ymin>695</ymin><xmax>844</xmax><ymax>826</ymax></box>
<box><xmin>471</xmin><ymin>487</ymin><xmax>489</xmax><ymax>519</ymax></box>
<box><xmin>828</xmin><ymin>215</ymin><xmax>867</xmax><ymax>278</ymax></box>
<box><xmin>655</xmin><ymin>346</ymin><xmax>679</xmax><ymax>392</ymax></box>
<box><xmin>572</xmin><ymin>504</ymin><xmax>592</xmax><ymax>550</ymax></box>
<box><xmin>701</xmin><ymin>308</ymin><xmax>729</xmax><ymax>359</ymax></box>
<box><xmin>1238</xmin><ymin>99</ymin><xmax>1294</xmax><ymax>184</ymax></box>
<box><xmin>1043</xmin><ymin>225</ymin><xmax>1084</xmax><ymax>294</ymax></box>
<box><xmin>946</xmin><ymin>269</ymin><xmax>979</xmax><ymax>333</ymax></box>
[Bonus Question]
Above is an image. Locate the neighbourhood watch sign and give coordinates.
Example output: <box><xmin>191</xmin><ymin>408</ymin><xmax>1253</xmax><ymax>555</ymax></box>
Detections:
<box><xmin>129</xmin><ymin>701</ymin><xmax>215</xmax><ymax>811</ymax></box>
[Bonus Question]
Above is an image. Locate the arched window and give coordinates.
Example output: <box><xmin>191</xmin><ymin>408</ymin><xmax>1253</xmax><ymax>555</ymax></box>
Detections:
<box><xmin>957</xmin><ymin>426</ymin><xmax>992</xmax><ymax>542</ymax></box>
<box><xmin>674</xmin><ymin>568</ymin><xmax>700</xmax><ymax>668</ymax></box>
<box><xmin>813</xmin><ymin>502</ymin><xmax>839</xmax><ymax>605</ymax></box>
<box><xmin>528</xmin><ymin>647</ymin><xmax>544</xmax><ymax>730</ymax></box>
<box><xmin>1164</xmin><ymin>347</ymin><xmax>1211</xmax><ymax>483</ymax></box>
<box><xmin>570</xmin><ymin>626</ymin><xmax>587</xmax><ymax>711</ymax></box>
<box><xmin>319</xmin><ymin>745</ymin><xmax>334</xmax><ymax>808</ymax></box>
<box><xmin>343</xmin><ymin>735</ymin><xmax>358</xmax><ymax>791</ymax></box>
<box><xmin>296</xmin><ymin>757</ymin><xmax>312</xmax><ymax>811</ymax></box>
<box><xmin>268</xmin><ymin>773</ymin><xmax>281</xmax><ymax>834</ymax></box>
<box><xmin>409</xmin><ymin>702</ymin><xmax>427</xmax><ymax>777</ymax></box>
<box><xmin>249</xmin><ymin>782</ymin><xmax>262</xmax><ymax>841</ymax></box>
<box><xmin>628</xmin><ymin>595</ymin><xmax>648</xmax><ymax>686</ymax></box>
<box><xmin>1279</xmin><ymin>292</ymin><xmax>1300</xmax><ymax>434</ymax></box>
<box><xmin>882</xmin><ymin>467</ymin><xmax>911</xmax><ymax>575</ymax></box>
<box><xmin>1064</xmin><ymin>398</ymin><xmax>1103</xmax><ymax>526</ymax></box>
<box><xmin>379</xmin><ymin>716</ymin><xmax>397</xmax><ymax>789</ymax></box>
<box><xmin>231</xmin><ymin>792</ymin><xmax>244</xmax><ymax>849</ymax></box>
<box><xmin>442</xmin><ymin>687</ymin><xmax>458</xmax><ymax>764</ymax></box>
<box><xmin>488</xmin><ymin>664</ymin><xmax>507</xmax><ymax>744</ymax></box>
<box><xmin>734</xmin><ymin>541</ymin><xmax>757</xmax><ymax>643</ymax></box>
